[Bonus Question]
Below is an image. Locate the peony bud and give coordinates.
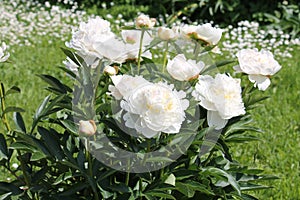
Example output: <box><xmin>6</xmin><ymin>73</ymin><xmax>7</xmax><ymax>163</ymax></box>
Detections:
<box><xmin>135</xmin><ymin>14</ymin><xmax>156</xmax><ymax>29</ymax></box>
<box><xmin>104</xmin><ymin>65</ymin><xmax>118</xmax><ymax>76</ymax></box>
<box><xmin>167</xmin><ymin>54</ymin><xmax>205</xmax><ymax>81</ymax></box>
<box><xmin>79</xmin><ymin>120</ymin><xmax>97</xmax><ymax>136</ymax></box>
<box><xmin>157</xmin><ymin>27</ymin><xmax>178</xmax><ymax>41</ymax></box>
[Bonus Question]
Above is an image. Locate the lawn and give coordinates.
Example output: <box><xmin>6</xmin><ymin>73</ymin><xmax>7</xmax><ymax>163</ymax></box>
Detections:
<box><xmin>1</xmin><ymin>1</ymin><xmax>300</xmax><ymax>199</ymax></box>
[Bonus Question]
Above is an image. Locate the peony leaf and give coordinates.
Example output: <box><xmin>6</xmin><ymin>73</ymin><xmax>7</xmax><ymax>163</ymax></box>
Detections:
<box><xmin>13</xmin><ymin>112</ymin><xmax>26</xmax><ymax>133</ymax></box>
<box><xmin>0</xmin><ymin>134</ymin><xmax>8</xmax><ymax>160</ymax></box>
<box><xmin>37</xmin><ymin>74</ymin><xmax>72</xmax><ymax>94</ymax></box>
<box><xmin>2</xmin><ymin>107</ymin><xmax>25</xmax><ymax>115</ymax></box>
<box><xmin>175</xmin><ymin>182</ymin><xmax>196</xmax><ymax>198</ymax></box>
<box><xmin>202</xmin><ymin>60</ymin><xmax>235</xmax><ymax>74</ymax></box>
<box><xmin>61</xmin><ymin>48</ymin><xmax>84</xmax><ymax>66</ymax></box>
<box><xmin>5</xmin><ymin>86</ymin><xmax>21</xmax><ymax>96</ymax></box>
<box><xmin>38</xmin><ymin>127</ymin><xmax>64</xmax><ymax>160</ymax></box>
<box><xmin>144</xmin><ymin>191</ymin><xmax>176</xmax><ymax>200</ymax></box>
<box><xmin>204</xmin><ymin>167</ymin><xmax>241</xmax><ymax>195</ymax></box>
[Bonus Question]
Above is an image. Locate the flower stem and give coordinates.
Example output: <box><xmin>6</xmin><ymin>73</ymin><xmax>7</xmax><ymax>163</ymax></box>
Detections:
<box><xmin>193</xmin><ymin>42</ymin><xmax>201</xmax><ymax>61</ymax></box>
<box><xmin>86</xmin><ymin>138</ymin><xmax>99</xmax><ymax>200</ymax></box>
<box><xmin>137</xmin><ymin>30</ymin><xmax>145</xmax><ymax>74</ymax></box>
<box><xmin>162</xmin><ymin>41</ymin><xmax>169</xmax><ymax>73</ymax></box>
<box><xmin>0</xmin><ymin>83</ymin><xmax>11</xmax><ymax>131</ymax></box>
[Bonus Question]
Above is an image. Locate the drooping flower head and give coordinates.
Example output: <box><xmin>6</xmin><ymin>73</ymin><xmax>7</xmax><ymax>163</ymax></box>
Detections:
<box><xmin>181</xmin><ymin>23</ymin><xmax>222</xmax><ymax>45</ymax></box>
<box><xmin>234</xmin><ymin>48</ymin><xmax>282</xmax><ymax>91</ymax></box>
<box><xmin>192</xmin><ymin>74</ymin><xmax>245</xmax><ymax>129</ymax></box>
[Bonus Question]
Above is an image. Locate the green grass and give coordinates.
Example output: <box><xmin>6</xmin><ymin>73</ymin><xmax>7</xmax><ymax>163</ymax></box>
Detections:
<box><xmin>1</xmin><ymin>34</ymin><xmax>300</xmax><ymax>199</ymax></box>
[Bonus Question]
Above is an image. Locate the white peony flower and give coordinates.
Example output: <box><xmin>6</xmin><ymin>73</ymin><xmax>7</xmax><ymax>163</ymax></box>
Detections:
<box><xmin>94</xmin><ymin>34</ymin><xmax>152</xmax><ymax>64</ymax></box>
<box><xmin>157</xmin><ymin>27</ymin><xmax>178</xmax><ymax>41</ymax></box>
<box><xmin>192</xmin><ymin>74</ymin><xmax>245</xmax><ymax>130</ymax></box>
<box><xmin>167</xmin><ymin>54</ymin><xmax>205</xmax><ymax>81</ymax></box>
<box><xmin>79</xmin><ymin>120</ymin><xmax>97</xmax><ymax>136</ymax></box>
<box><xmin>108</xmin><ymin>75</ymin><xmax>151</xmax><ymax>100</ymax></box>
<box><xmin>135</xmin><ymin>14</ymin><xmax>156</xmax><ymax>29</ymax></box>
<box><xmin>181</xmin><ymin>23</ymin><xmax>222</xmax><ymax>45</ymax></box>
<box><xmin>66</xmin><ymin>16</ymin><xmax>114</xmax><ymax>62</ymax></box>
<box><xmin>94</xmin><ymin>37</ymin><xmax>128</xmax><ymax>64</ymax></box>
<box><xmin>121</xmin><ymin>82</ymin><xmax>189</xmax><ymax>138</ymax></box>
<box><xmin>0</xmin><ymin>42</ymin><xmax>10</xmax><ymax>62</ymax></box>
<box><xmin>234</xmin><ymin>49</ymin><xmax>282</xmax><ymax>91</ymax></box>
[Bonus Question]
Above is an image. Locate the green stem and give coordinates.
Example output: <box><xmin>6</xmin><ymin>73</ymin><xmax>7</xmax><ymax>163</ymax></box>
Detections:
<box><xmin>0</xmin><ymin>84</ymin><xmax>11</xmax><ymax>131</ymax></box>
<box><xmin>193</xmin><ymin>42</ymin><xmax>201</xmax><ymax>61</ymax></box>
<box><xmin>139</xmin><ymin>177</ymin><xmax>143</xmax><ymax>200</ymax></box>
<box><xmin>125</xmin><ymin>172</ymin><xmax>130</xmax><ymax>186</ymax></box>
<box><xmin>137</xmin><ymin>30</ymin><xmax>145</xmax><ymax>74</ymax></box>
<box><xmin>85</xmin><ymin>139</ymin><xmax>99</xmax><ymax>200</ymax></box>
<box><xmin>162</xmin><ymin>41</ymin><xmax>169</xmax><ymax>73</ymax></box>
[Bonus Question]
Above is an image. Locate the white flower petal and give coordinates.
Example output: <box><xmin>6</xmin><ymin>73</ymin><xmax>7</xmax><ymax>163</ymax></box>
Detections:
<box><xmin>207</xmin><ymin>111</ymin><xmax>228</xmax><ymax>130</ymax></box>
<box><xmin>248</xmin><ymin>74</ymin><xmax>271</xmax><ymax>91</ymax></box>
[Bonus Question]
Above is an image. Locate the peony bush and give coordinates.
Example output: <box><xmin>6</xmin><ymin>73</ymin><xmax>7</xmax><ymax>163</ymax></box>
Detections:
<box><xmin>0</xmin><ymin>14</ymin><xmax>281</xmax><ymax>199</ymax></box>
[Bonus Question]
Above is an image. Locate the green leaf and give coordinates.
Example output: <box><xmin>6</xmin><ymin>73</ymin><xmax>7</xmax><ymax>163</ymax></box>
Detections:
<box><xmin>30</xmin><ymin>151</ymin><xmax>47</xmax><ymax>161</ymax></box>
<box><xmin>2</xmin><ymin>107</ymin><xmax>25</xmax><ymax>115</ymax></box>
<box><xmin>61</xmin><ymin>48</ymin><xmax>83</xmax><ymax>66</ymax></box>
<box><xmin>182</xmin><ymin>181</ymin><xmax>214</xmax><ymax>195</ymax></box>
<box><xmin>34</xmin><ymin>95</ymin><xmax>51</xmax><ymax>122</ymax></box>
<box><xmin>13</xmin><ymin>112</ymin><xmax>26</xmax><ymax>133</ymax></box>
<box><xmin>164</xmin><ymin>173</ymin><xmax>176</xmax><ymax>186</ymax></box>
<box><xmin>38</xmin><ymin>127</ymin><xmax>64</xmax><ymax>160</ymax></box>
<box><xmin>0</xmin><ymin>182</ymin><xmax>23</xmax><ymax>195</ymax></box>
<box><xmin>202</xmin><ymin>60</ymin><xmax>235</xmax><ymax>74</ymax></box>
<box><xmin>0</xmin><ymin>134</ymin><xmax>8</xmax><ymax>160</ymax></box>
<box><xmin>9</xmin><ymin>142</ymin><xmax>38</xmax><ymax>152</ymax></box>
<box><xmin>0</xmin><ymin>192</ymin><xmax>12</xmax><ymax>200</ymax></box>
<box><xmin>145</xmin><ymin>191</ymin><xmax>176</xmax><ymax>200</ymax></box>
<box><xmin>32</xmin><ymin>95</ymin><xmax>65</xmax><ymax>133</ymax></box>
<box><xmin>53</xmin><ymin>171</ymin><xmax>74</xmax><ymax>185</ymax></box>
<box><xmin>58</xmin><ymin>182</ymin><xmax>88</xmax><ymax>196</ymax></box>
<box><xmin>239</xmin><ymin>182</ymin><xmax>272</xmax><ymax>191</ymax></box>
<box><xmin>37</xmin><ymin>74</ymin><xmax>72</xmax><ymax>94</ymax></box>
<box><xmin>175</xmin><ymin>182</ymin><xmax>195</xmax><ymax>198</ymax></box>
<box><xmin>60</xmin><ymin>120</ymin><xmax>78</xmax><ymax>135</ymax></box>
<box><xmin>5</xmin><ymin>86</ymin><xmax>21</xmax><ymax>96</ymax></box>
<box><xmin>59</xmin><ymin>66</ymin><xmax>77</xmax><ymax>79</ymax></box>
<box><xmin>240</xmin><ymin>193</ymin><xmax>259</xmax><ymax>200</ymax></box>
<box><xmin>204</xmin><ymin>167</ymin><xmax>241</xmax><ymax>195</ymax></box>
<box><xmin>145</xmin><ymin>156</ymin><xmax>174</xmax><ymax>163</ymax></box>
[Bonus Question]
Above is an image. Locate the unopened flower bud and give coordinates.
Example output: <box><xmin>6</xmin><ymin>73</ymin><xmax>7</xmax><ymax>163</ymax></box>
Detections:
<box><xmin>104</xmin><ymin>65</ymin><xmax>118</xmax><ymax>75</ymax></box>
<box><xmin>135</xmin><ymin>14</ymin><xmax>156</xmax><ymax>29</ymax></box>
<box><xmin>79</xmin><ymin>120</ymin><xmax>97</xmax><ymax>136</ymax></box>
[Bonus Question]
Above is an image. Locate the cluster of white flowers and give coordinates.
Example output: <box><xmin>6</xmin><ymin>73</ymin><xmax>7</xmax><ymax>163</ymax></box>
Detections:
<box><xmin>221</xmin><ymin>20</ymin><xmax>300</xmax><ymax>58</ymax></box>
<box><xmin>0</xmin><ymin>0</ymin><xmax>88</xmax><ymax>46</ymax></box>
<box><xmin>66</xmin><ymin>15</ymin><xmax>285</xmax><ymax>135</ymax></box>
